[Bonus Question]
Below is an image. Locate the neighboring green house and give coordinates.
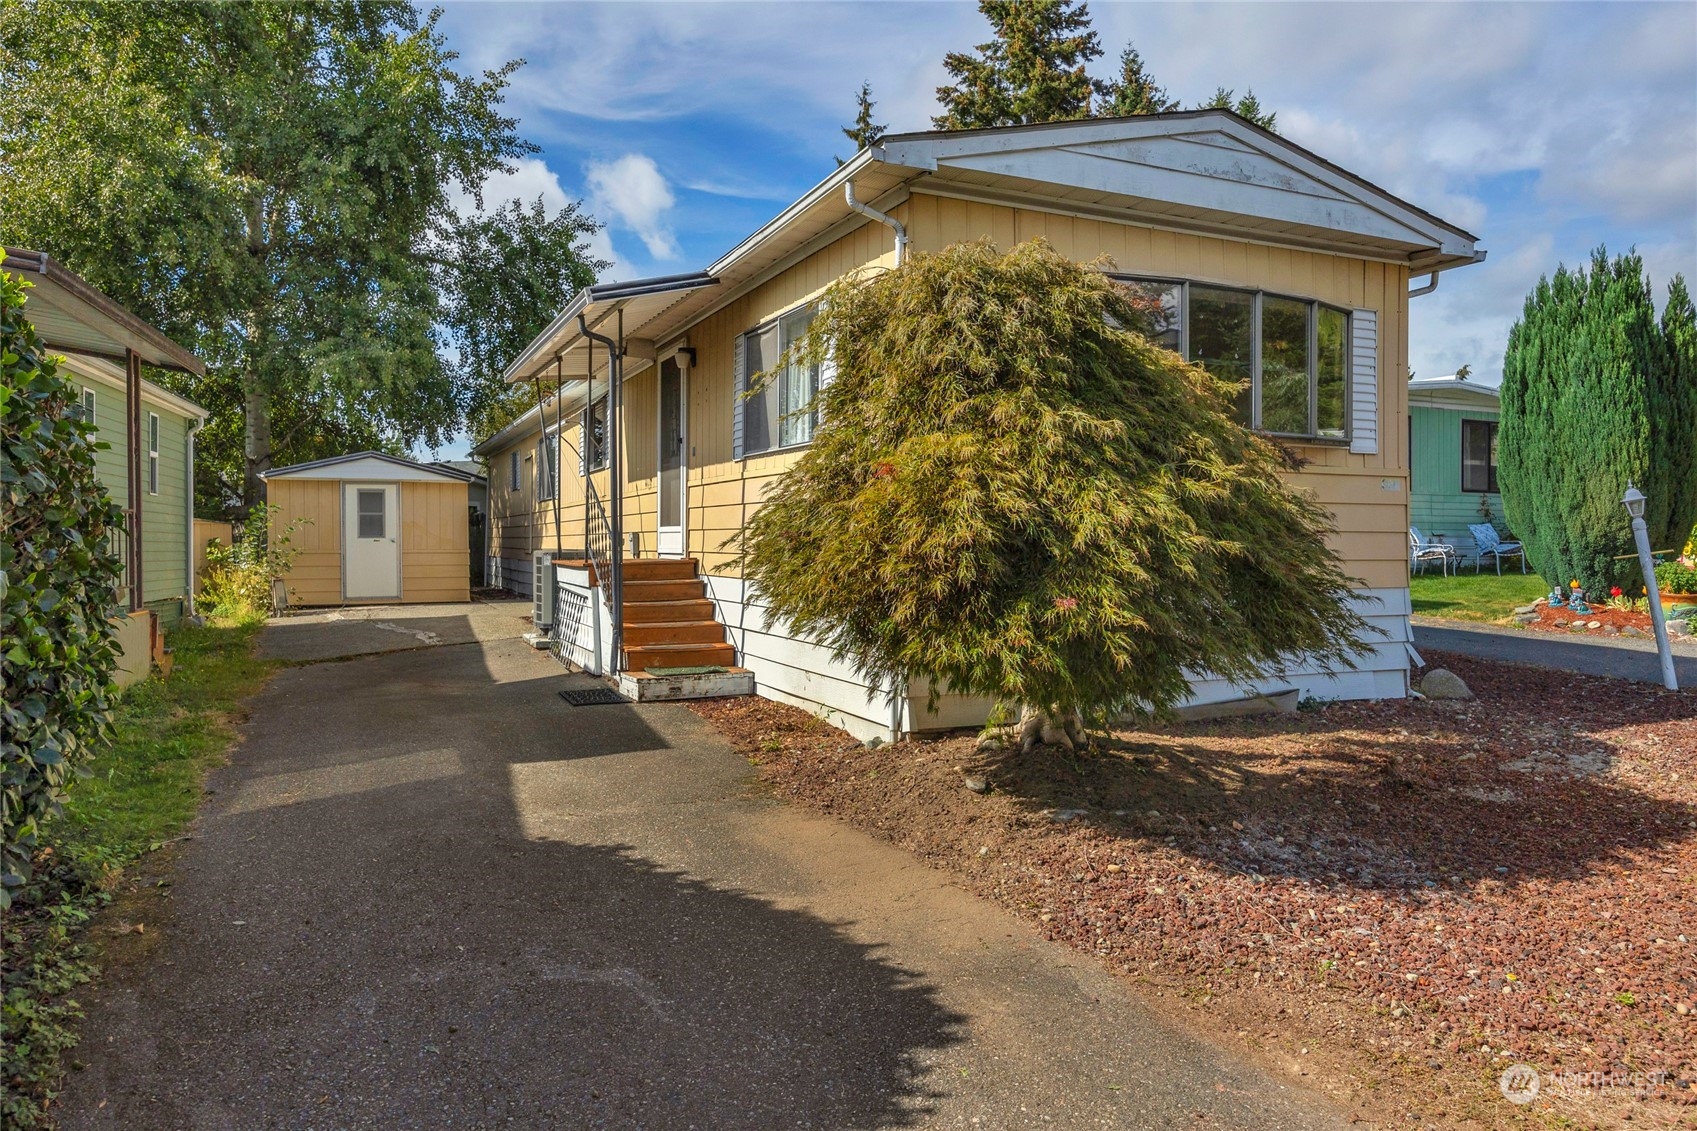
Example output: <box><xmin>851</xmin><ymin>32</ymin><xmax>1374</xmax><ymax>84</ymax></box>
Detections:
<box><xmin>4</xmin><ymin>248</ymin><xmax>207</xmax><ymax>648</ymax></box>
<box><xmin>61</xmin><ymin>355</ymin><xmax>208</xmax><ymax>626</ymax></box>
<box><xmin>1408</xmin><ymin>375</ymin><xmax>1505</xmax><ymax>562</ymax></box>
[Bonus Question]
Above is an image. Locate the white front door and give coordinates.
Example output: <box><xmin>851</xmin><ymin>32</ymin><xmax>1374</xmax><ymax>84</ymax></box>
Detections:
<box><xmin>343</xmin><ymin>483</ymin><xmax>400</xmax><ymax>599</ymax></box>
<box><xmin>657</xmin><ymin>356</ymin><xmax>687</xmax><ymax>557</ymax></box>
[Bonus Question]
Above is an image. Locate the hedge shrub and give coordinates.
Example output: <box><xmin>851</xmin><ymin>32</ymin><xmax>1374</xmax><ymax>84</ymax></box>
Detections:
<box><xmin>1</xmin><ymin>272</ymin><xmax>126</xmax><ymax>908</ymax></box>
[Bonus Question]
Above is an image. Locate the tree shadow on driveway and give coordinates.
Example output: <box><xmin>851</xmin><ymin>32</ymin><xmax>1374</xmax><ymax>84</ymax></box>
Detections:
<box><xmin>59</xmin><ymin>637</ymin><xmax>967</xmax><ymax>1131</ymax></box>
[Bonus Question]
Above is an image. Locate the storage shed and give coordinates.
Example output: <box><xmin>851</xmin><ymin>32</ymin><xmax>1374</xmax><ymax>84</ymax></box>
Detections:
<box><xmin>261</xmin><ymin>453</ymin><xmax>477</xmax><ymax>606</ymax></box>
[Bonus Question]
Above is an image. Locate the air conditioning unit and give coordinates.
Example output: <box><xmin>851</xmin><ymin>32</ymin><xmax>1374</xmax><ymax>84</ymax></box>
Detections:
<box><xmin>532</xmin><ymin>550</ymin><xmax>557</xmax><ymax>630</ymax></box>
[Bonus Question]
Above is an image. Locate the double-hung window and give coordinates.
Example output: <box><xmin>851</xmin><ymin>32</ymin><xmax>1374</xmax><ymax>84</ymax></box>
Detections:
<box><xmin>1461</xmin><ymin>419</ymin><xmax>1498</xmax><ymax>493</ymax></box>
<box><xmin>736</xmin><ymin>305</ymin><xmax>819</xmax><ymax>458</ymax></box>
<box><xmin>147</xmin><ymin>412</ymin><xmax>160</xmax><ymax>494</ymax></box>
<box><xmin>1117</xmin><ymin>278</ymin><xmax>1350</xmax><ymax>441</ymax></box>
<box><xmin>77</xmin><ymin>387</ymin><xmax>96</xmax><ymax>422</ymax></box>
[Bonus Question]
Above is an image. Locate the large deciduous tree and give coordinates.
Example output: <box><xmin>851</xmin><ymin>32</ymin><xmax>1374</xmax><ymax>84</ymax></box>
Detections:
<box><xmin>0</xmin><ymin>2</ymin><xmax>602</xmax><ymax>516</ymax></box>
<box><xmin>1498</xmin><ymin>247</ymin><xmax>1697</xmax><ymax>595</ymax></box>
<box><xmin>736</xmin><ymin>241</ymin><xmax>1369</xmax><ymax>748</ymax></box>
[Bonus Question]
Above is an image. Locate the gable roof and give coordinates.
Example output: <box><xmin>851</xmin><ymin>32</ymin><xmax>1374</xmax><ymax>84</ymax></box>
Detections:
<box><xmin>261</xmin><ymin>451</ymin><xmax>480</xmax><ymax>482</ymax></box>
<box><xmin>500</xmin><ymin>110</ymin><xmax>1483</xmax><ymax>389</ymax></box>
<box><xmin>59</xmin><ymin>353</ymin><xmax>208</xmax><ymax>420</ymax></box>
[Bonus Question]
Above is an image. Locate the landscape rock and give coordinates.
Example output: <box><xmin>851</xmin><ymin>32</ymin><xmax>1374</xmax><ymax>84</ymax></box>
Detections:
<box><xmin>1419</xmin><ymin>668</ymin><xmax>1474</xmax><ymax>700</ymax></box>
<box><xmin>1586</xmin><ymin>620</ymin><xmax>1602</xmax><ymax>629</ymax></box>
<box><xmin>1621</xmin><ymin>626</ymin><xmax>1648</xmax><ymax>638</ymax></box>
<box><xmin>1513</xmin><ymin>604</ymin><xmax>1538</xmax><ymax>615</ymax></box>
<box><xmin>963</xmin><ymin>775</ymin><xmax>989</xmax><ymax>794</ymax></box>
<box><xmin>1051</xmin><ymin>808</ymin><xmax>1088</xmax><ymax>822</ymax></box>
<box><xmin>1513</xmin><ymin>613</ymin><xmax>1539</xmax><ymax>624</ymax></box>
<box><xmin>1669</xmin><ymin>620</ymin><xmax>1692</xmax><ymax>637</ymax></box>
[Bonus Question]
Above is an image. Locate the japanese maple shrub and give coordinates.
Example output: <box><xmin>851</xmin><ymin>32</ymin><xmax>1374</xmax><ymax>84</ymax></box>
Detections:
<box><xmin>0</xmin><ymin>273</ymin><xmax>126</xmax><ymax>907</ymax></box>
<box><xmin>734</xmin><ymin>240</ymin><xmax>1369</xmax><ymax>750</ymax></box>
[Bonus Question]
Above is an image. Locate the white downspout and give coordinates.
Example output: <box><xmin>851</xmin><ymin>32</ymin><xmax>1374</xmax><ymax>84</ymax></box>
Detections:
<box><xmin>845</xmin><ymin>182</ymin><xmax>908</xmax><ymax>266</ymax></box>
<box><xmin>184</xmin><ymin>414</ymin><xmax>205</xmax><ymax>617</ymax></box>
<box><xmin>1408</xmin><ymin>272</ymin><xmax>1440</xmax><ymax>298</ymax></box>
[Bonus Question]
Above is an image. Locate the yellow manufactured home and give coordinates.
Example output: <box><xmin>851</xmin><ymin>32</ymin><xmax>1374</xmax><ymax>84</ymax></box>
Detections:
<box><xmin>477</xmin><ymin>110</ymin><xmax>1483</xmax><ymax>739</ymax></box>
<box><xmin>263</xmin><ymin>453</ymin><xmax>478</xmax><ymax>606</ymax></box>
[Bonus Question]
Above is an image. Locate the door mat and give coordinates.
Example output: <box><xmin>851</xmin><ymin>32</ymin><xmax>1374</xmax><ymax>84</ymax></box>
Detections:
<box><xmin>643</xmin><ymin>665</ymin><xmax>728</xmax><ymax>677</ymax></box>
<box><xmin>558</xmin><ymin>687</ymin><xmax>628</xmax><ymax>706</ymax></box>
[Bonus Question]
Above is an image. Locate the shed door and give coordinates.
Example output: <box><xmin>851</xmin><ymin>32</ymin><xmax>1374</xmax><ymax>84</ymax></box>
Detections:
<box><xmin>343</xmin><ymin>483</ymin><xmax>400</xmax><ymax>600</ymax></box>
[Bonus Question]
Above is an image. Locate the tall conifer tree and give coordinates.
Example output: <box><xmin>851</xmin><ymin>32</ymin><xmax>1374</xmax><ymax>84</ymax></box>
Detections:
<box><xmin>934</xmin><ymin>0</ymin><xmax>1102</xmax><ymax>129</ymax></box>
<box><xmin>838</xmin><ymin>82</ymin><xmax>888</xmax><ymax>164</ymax></box>
<box><xmin>1499</xmin><ymin>248</ymin><xmax>1697</xmax><ymax>593</ymax></box>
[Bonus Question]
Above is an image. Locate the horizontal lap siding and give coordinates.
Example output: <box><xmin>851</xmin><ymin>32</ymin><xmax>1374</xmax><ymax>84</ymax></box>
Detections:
<box><xmin>401</xmin><ymin>481</ymin><xmax>469</xmax><ymax>603</ymax></box>
<box><xmin>271</xmin><ymin>479</ymin><xmax>343</xmax><ymax>606</ymax></box>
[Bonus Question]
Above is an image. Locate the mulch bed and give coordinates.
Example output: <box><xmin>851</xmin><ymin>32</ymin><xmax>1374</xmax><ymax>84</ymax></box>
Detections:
<box><xmin>1524</xmin><ymin>601</ymin><xmax>1664</xmax><ymax>637</ymax></box>
<box><xmin>688</xmin><ymin>652</ymin><xmax>1697</xmax><ymax>1129</ymax></box>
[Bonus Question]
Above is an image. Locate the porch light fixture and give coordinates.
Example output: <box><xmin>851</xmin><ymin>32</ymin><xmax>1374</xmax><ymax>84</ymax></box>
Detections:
<box><xmin>1621</xmin><ymin>481</ymin><xmax>1677</xmax><ymax>690</ymax></box>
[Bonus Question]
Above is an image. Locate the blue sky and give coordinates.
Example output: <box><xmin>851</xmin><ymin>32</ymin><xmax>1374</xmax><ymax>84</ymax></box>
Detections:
<box><xmin>422</xmin><ymin>0</ymin><xmax>1696</xmax><ymax>458</ymax></box>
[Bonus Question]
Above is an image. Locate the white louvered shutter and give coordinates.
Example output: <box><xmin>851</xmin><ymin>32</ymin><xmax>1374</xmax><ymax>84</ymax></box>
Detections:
<box><xmin>1349</xmin><ymin>309</ymin><xmax>1379</xmax><ymax>455</ymax></box>
<box><xmin>731</xmin><ymin>332</ymin><xmax>747</xmax><ymax>461</ymax></box>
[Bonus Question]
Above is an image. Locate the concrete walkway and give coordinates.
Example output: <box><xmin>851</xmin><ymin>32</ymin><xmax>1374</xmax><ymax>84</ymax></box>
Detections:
<box><xmin>60</xmin><ymin>621</ymin><xmax>1349</xmax><ymax>1129</ymax></box>
<box><xmin>1414</xmin><ymin>616</ymin><xmax>1697</xmax><ymax>686</ymax></box>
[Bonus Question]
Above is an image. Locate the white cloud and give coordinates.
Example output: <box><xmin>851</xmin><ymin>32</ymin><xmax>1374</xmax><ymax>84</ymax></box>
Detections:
<box><xmin>586</xmin><ymin>154</ymin><xmax>680</xmax><ymax>260</ymax></box>
<box><xmin>447</xmin><ymin>156</ymin><xmax>571</xmax><ymax>217</ymax></box>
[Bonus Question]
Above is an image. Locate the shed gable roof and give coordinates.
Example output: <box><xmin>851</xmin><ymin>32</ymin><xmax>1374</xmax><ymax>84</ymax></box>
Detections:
<box><xmin>261</xmin><ymin>451</ymin><xmax>479</xmax><ymax>482</ymax></box>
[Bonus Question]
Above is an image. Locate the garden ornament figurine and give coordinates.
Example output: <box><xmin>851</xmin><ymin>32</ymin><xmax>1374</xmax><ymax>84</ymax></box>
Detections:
<box><xmin>1567</xmin><ymin>580</ymin><xmax>1591</xmax><ymax>616</ymax></box>
<box><xmin>1548</xmin><ymin>587</ymin><xmax>1566</xmax><ymax>608</ymax></box>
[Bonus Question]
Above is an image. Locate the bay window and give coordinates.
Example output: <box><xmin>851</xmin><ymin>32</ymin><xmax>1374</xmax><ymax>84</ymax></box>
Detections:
<box><xmin>1116</xmin><ymin>277</ymin><xmax>1351</xmax><ymax>441</ymax></box>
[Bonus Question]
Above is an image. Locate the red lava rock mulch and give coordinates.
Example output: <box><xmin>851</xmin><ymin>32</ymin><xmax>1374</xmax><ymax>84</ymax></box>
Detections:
<box><xmin>688</xmin><ymin>651</ymin><xmax>1697</xmax><ymax>1130</ymax></box>
<box><xmin>1523</xmin><ymin>601</ymin><xmax>1687</xmax><ymax>637</ymax></box>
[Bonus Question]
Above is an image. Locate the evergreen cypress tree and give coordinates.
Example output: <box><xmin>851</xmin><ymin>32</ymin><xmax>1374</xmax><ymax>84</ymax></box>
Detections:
<box><xmin>934</xmin><ymin>0</ymin><xmax>1102</xmax><ymax>129</ymax></box>
<box><xmin>837</xmin><ymin>82</ymin><xmax>887</xmax><ymax>165</ymax></box>
<box><xmin>1499</xmin><ymin>247</ymin><xmax>1697</xmax><ymax>594</ymax></box>
<box><xmin>1095</xmin><ymin>45</ymin><xmax>1178</xmax><ymax>117</ymax></box>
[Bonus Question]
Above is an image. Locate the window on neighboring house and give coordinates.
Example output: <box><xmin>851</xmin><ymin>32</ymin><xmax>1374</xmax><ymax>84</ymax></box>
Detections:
<box><xmin>147</xmin><ymin>412</ymin><xmax>160</xmax><ymax>494</ymax></box>
<box><xmin>78</xmin><ymin>387</ymin><xmax>96</xmax><ymax>422</ymax></box>
<box><xmin>1461</xmin><ymin>419</ymin><xmax>1498</xmax><ymax>493</ymax></box>
<box><xmin>737</xmin><ymin>305</ymin><xmax>819</xmax><ymax>457</ymax></box>
<box><xmin>508</xmin><ymin>449</ymin><xmax>521</xmax><ymax>492</ymax></box>
<box><xmin>582</xmin><ymin>396</ymin><xmax>609</xmax><ymax>472</ymax></box>
<box><xmin>1116</xmin><ymin>277</ymin><xmax>1350</xmax><ymax>440</ymax></box>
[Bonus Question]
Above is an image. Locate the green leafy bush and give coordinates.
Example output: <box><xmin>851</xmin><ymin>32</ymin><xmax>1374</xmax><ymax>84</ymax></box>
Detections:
<box><xmin>1</xmin><ymin>272</ymin><xmax>126</xmax><ymax>908</ymax></box>
<box><xmin>198</xmin><ymin>504</ymin><xmax>308</xmax><ymax>619</ymax></box>
<box><xmin>735</xmin><ymin>240</ymin><xmax>1368</xmax><ymax>746</ymax></box>
<box><xmin>1655</xmin><ymin>560</ymin><xmax>1697</xmax><ymax>596</ymax></box>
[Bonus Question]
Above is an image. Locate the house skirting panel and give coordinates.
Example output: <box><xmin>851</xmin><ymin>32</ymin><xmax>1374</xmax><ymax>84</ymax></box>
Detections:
<box><xmin>706</xmin><ymin>577</ymin><xmax>1414</xmax><ymax>743</ymax></box>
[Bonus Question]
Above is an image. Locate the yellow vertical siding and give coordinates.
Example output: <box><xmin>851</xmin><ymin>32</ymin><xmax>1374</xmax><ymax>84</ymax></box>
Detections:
<box><xmin>271</xmin><ymin>476</ymin><xmax>469</xmax><ymax>605</ymax></box>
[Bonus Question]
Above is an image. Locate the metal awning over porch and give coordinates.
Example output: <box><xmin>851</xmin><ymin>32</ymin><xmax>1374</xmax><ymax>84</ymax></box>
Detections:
<box><xmin>501</xmin><ymin>272</ymin><xmax>720</xmax><ymax>388</ymax></box>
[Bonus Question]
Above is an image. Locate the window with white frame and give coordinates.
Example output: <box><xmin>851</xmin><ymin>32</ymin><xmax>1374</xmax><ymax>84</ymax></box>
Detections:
<box><xmin>1117</xmin><ymin>278</ymin><xmax>1350</xmax><ymax>441</ymax></box>
<box><xmin>78</xmin><ymin>387</ymin><xmax>96</xmax><ymax>422</ymax></box>
<box><xmin>736</xmin><ymin>305</ymin><xmax>819</xmax><ymax>457</ymax></box>
<box><xmin>508</xmin><ymin>448</ymin><xmax>521</xmax><ymax>492</ymax></box>
<box><xmin>147</xmin><ymin>412</ymin><xmax>160</xmax><ymax>494</ymax></box>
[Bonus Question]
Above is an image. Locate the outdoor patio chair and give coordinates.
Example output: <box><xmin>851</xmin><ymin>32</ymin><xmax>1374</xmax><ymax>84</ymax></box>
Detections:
<box><xmin>1409</xmin><ymin>527</ymin><xmax>1458</xmax><ymax>576</ymax></box>
<box><xmin>1468</xmin><ymin>523</ymin><xmax>1526</xmax><ymax>575</ymax></box>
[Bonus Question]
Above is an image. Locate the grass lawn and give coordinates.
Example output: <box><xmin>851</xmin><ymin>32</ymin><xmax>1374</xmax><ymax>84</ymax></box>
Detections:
<box><xmin>1408</xmin><ymin>570</ymin><xmax>1548</xmax><ymax>622</ymax></box>
<box><xmin>1</xmin><ymin>613</ymin><xmax>274</xmax><ymax>1129</ymax></box>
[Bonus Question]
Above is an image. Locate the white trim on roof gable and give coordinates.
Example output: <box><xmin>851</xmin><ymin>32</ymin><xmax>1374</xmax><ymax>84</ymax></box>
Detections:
<box><xmin>262</xmin><ymin>453</ymin><xmax>475</xmax><ymax>483</ymax></box>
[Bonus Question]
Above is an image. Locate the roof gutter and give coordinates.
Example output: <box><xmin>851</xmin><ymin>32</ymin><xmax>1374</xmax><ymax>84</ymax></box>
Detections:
<box><xmin>845</xmin><ymin>180</ymin><xmax>908</xmax><ymax>267</ymax></box>
<box><xmin>1409</xmin><ymin>250</ymin><xmax>1489</xmax><ymax>298</ymax></box>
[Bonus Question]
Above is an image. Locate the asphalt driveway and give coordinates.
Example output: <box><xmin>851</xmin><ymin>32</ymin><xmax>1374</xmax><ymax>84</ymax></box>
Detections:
<box><xmin>1414</xmin><ymin>616</ymin><xmax>1697</xmax><ymax>686</ymax></box>
<box><xmin>59</xmin><ymin>616</ymin><xmax>1349</xmax><ymax>1129</ymax></box>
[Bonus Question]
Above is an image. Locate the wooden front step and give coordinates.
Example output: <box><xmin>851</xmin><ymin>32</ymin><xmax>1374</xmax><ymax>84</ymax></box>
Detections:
<box><xmin>622</xmin><ymin>620</ymin><xmax>727</xmax><ymax>647</ymax></box>
<box><xmin>554</xmin><ymin>557</ymin><xmax>701</xmax><ymax>583</ymax></box>
<box><xmin>622</xmin><ymin>598</ymin><xmax>716</xmax><ymax>624</ymax></box>
<box><xmin>623</xmin><ymin>642</ymin><xmax>738</xmax><ymax>671</ymax></box>
<box><xmin>622</xmin><ymin>577</ymin><xmax>705</xmax><ymax>603</ymax></box>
